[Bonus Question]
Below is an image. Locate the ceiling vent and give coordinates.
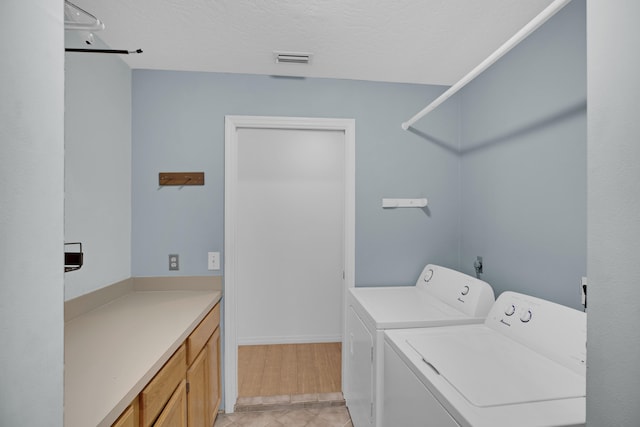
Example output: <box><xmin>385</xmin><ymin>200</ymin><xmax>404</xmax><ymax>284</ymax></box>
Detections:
<box><xmin>274</xmin><ymin>52</ymin><xmax>313</xmax><ymax>65</ymax></box>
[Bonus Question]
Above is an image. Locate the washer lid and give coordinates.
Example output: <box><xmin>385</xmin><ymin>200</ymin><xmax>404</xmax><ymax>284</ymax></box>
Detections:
<box><xmin>407</xmin><ymin>329</ymin><xmax>585</xmax><ymax>407</ymax></box>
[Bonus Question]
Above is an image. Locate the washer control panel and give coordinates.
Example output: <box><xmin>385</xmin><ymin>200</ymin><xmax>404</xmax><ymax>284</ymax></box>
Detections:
<box><xmin>487</xmin><ymin>291</ymin><xmax>587</xmax><ymax>375</ymax></box>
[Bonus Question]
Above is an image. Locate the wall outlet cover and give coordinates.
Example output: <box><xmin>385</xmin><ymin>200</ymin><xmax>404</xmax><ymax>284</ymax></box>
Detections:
<box><xmin>169</xmin><ymin>254</ymin><xmax>179</xmax><ymax>271</ymax></box>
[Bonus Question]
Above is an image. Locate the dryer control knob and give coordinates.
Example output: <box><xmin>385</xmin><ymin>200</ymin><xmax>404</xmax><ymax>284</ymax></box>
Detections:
<box><xmin>461</xmin><ymin>285</ymin><xmax>470</xmax><ymax>295</ymax></box>
<box><xmin>504</xmin><ymin>305</ymin><xmax>516</xmax><ymax>316</ymax></box>
<box><xmin>520</xmin><ymin>310</ymin><xmax>533</xmax><ymax>323</ymax></box>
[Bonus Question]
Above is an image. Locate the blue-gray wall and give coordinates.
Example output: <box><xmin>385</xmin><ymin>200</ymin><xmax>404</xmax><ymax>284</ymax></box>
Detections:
<box><xmin>132</xmin><ymin>73</ymin><xmax>462</xmax><ymax>285</ymax></box>
<box><xmin>56</xmin><ymin>0</ymin><xmax>586</xmax><ymax>309</ymax></box>
<box><xmin>64</xmin><ymin>33</ymin><xmax>132</xmax><ymax>301</ymax></box>
<box><xmin>456</xmin><ymin>0</ymin><xmax>586</xmax><ymax>309</ymax></box>
<box><xmin>587</xmin><ymin>1</ymin><xmax>640</xmax><ymax>424</ymax></box>
<box><xmin>131</xmin><ymin>1</ymin><xmax>586</xmax><ymax>309</ymax></box>
<box><xmin>1</xmin><ymin>2</ymin><xmax>64</xmax><ymax>425</ymax></box>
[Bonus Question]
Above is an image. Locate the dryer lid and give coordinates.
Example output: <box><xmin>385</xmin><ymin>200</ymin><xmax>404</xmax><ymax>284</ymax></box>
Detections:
<box><xmin>407</xmin><ymin>328</ymin><xmax>585</xmax><ymax>407</ymax></box>
<box><xmin>350</xmin><ymin>287</ymin><xmax>474</xmax><ymax>329</ymax></box>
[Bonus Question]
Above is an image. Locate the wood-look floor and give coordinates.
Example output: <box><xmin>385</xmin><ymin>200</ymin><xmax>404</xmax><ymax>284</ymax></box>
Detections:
<box><xmin>238</xmin><ymin>343</ymin><xmax>342</xmax><ymax>397</ymax></box>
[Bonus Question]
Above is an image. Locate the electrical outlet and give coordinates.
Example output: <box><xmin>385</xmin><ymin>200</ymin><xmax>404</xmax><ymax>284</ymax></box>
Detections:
<box><xmin>169</xmin><ymin>254</ymin><xmax>179</xmax><ymax>271</ymax></box>
<box><xmin>208</xmin><ymin>252</ymin><xmax>220</xmax><ymax>270</ymax></box>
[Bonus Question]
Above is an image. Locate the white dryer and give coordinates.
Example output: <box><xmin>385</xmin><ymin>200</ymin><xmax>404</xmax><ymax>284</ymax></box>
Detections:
<box><xmin>344</xmin><ymin>264</ymin><xmax>495</xmax><ymax>427</ymax></box>
<box><xmin>383</xmin><ymin>291</ymin><xmax>586</xmax><ymax>427</ymax></box>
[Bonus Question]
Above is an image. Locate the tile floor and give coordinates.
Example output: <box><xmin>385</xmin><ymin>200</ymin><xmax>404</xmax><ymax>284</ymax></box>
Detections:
<box><xmin>215</xmin><ymin>406</ymin><xmax>353</xmax><ymax>427</ymax></box>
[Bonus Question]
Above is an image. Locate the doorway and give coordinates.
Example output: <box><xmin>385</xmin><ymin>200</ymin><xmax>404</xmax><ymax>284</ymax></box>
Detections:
<box><xmin>224</xmin><ymin>116</ymin><xmax>355</xmax><ymax>412</ymax></box>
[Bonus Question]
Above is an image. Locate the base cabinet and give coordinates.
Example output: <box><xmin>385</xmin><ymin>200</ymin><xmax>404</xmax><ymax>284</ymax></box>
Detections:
<box><xmin>111</xmin><ymin>302</ymin><xmax>221</xmax><ymax>427</ymax></box>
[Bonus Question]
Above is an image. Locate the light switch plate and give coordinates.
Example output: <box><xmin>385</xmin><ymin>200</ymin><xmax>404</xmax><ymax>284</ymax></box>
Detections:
<box><xmin>208</xmin><ymin>252</ymin><xmax>220</xmax><ymax>270</ymax></box>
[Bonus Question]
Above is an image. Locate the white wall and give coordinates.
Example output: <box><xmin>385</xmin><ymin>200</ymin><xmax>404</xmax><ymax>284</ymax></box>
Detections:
<box><xmin>0</xmin><ymin>2</ymin><xmax>64</xmax><ymax>426</ymax></box>
<box><xmin>586</xmin><ymin>1</ymin><xmax>640</xmax><ymax>424</ymax></box>
<box><xmin>64</xmin><ymin>34</ymin><xmax>132</xmax><ymax>300</ymax></box>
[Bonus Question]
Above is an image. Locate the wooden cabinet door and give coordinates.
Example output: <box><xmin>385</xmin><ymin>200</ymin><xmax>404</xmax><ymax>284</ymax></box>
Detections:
<box><xmin>187</xmin><ymin>304</ymin><xmax>219</xmax><ymax>365</ymax></box>
<box><xmin>187</xmin><ymin>349</ymin><xmax>208</xmax><ymax>427</ymax></box>
<box><xmin>153</xmin><ymin>380</ymin><xmax>187</xmax><ymax>427</ymax></box>
<box><xmin>207</xmin><ymin>328</ymin><xmax>221</xmax><ymax>426</ymax></box>
<box><xmin>141</xmin><ymin>345</ymin><xmax>187</xmax><ymax>427</ymax></box>
<box><xmin>112</xmin><ymin>400</ymin><xmax>138</xmax><ymax>427</ymax></box>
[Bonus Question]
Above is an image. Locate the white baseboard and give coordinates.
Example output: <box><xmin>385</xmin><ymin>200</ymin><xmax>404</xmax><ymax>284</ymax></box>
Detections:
<box><xmin>237</xmin><ymin>334</ymin><xmax>342</xmax><ymax>346</ymax></box>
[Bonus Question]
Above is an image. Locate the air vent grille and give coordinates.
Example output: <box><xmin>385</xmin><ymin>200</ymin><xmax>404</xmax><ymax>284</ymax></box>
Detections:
<box><xmin>274</xmin><ymin>52</ymin><xmax>312</xmax><ymax>64</ymax></box>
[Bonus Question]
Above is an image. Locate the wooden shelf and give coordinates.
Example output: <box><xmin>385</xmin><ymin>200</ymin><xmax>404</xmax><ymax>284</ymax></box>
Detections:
<box><xmin>159</xmin><ymin>172</ymin><xmax>205</xmax><ymax>186</ymax></box>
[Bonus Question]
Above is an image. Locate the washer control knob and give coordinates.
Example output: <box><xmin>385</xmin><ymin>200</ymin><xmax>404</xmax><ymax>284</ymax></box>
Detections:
<box><xmin>504</xmin><ymin>305</ymin><xmax>516</xmax><ymax>316</ymax></box>
<box><xmin>520</xmin><ymin>310</ymin><xmax>533</xmax><ymax>323</ymax></box>
<box><xmin>461</xmin><ymin>285</ymin><xmax>470</xmax><ymax>296</ymax></box>
<box><xmin>423</xmin><ymin>268</ymin><xmax>434</xmax><ymax>282</ymax></box>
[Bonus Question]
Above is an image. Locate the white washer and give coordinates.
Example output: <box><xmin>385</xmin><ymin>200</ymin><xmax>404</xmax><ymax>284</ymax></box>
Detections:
<box><xmin>344</xmin><ymin>264</ymin><xmax>495</xmax><ymax>427</ymax></box>
<box><xmin>383</xmin><ymin>291</ymin><xmax>587</xmax><ymax>427</ymax></box>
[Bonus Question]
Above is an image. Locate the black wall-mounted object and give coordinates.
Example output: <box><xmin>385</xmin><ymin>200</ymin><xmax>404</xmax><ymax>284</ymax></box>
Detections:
<box><xmin>65</xmin><ymin>48</ymin><xmax>143</xmax><ymax>54</ymax></box>
<box><xmin>65</xmin><ymin>242</ymin><xmax>84</xmax><ymax>272</ymax></box>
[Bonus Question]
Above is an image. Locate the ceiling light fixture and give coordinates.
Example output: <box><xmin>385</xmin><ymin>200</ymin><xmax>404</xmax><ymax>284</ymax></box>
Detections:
<box><xmin>274</xmin><ymin>51</ymin><xmax>313</xmax><ymax>65</ymax></box>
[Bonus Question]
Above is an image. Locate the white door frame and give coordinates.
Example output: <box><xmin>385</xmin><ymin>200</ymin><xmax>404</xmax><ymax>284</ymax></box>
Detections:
<box><xmin>224</xmin><ymin>115</ymin><xmax>355</xmax><ymax>412</ymax></box>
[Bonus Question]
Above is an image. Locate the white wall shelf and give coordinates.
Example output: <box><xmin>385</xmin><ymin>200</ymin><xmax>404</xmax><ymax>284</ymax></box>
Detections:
<box><xmin>382</xmin><ymin>198</ymin><xmax>428</xmax><ymax>208</ymax></box>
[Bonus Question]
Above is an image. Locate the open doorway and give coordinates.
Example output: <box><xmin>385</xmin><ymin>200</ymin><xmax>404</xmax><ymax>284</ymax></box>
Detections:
<box><xmin>224</xmin><ymin>116</ymin><xmax>355</xmax><ymax>412</ymax></box>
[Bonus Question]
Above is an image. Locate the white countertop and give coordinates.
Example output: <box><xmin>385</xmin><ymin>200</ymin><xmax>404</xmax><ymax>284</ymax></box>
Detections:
<box><xmin>64</xmin><ymin>289</ymin><xmax>221</xmax><ymax>427</ymax></box>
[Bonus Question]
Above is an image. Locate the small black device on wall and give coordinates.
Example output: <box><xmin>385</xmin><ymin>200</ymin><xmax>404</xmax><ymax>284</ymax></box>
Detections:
<box><xmin>65</xmin><ymin>242</ymin><xmax>84</xmax><ymax>272</ymax></box>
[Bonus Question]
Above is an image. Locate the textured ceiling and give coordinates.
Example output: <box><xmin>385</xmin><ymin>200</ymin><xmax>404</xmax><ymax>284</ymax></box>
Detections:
<box><xmin>67</xmin><ymin>0</ymin><xmax>555</xmax><ymax>85</ymax></box>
